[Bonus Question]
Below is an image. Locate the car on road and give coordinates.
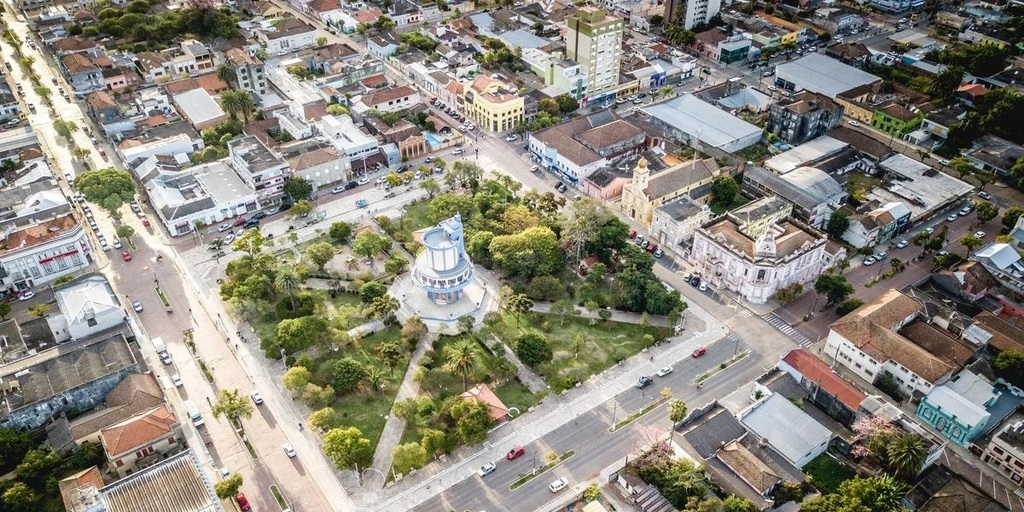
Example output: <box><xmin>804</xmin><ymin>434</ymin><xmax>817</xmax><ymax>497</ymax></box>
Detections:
<box><xmin>635</xmin><ymin>375</ymin><xmax>652</xmax><ymax>389</ymax></box>
<box><xmin>478</xmin><ymin>462</ymin><xmax>496</xmax><ymax>477</ymax></box>
<box><xmin>848</xmin><ymin>120</ymin><xmax>860</xmax><ymax>127</ymax></box>
<box><xmin>699</xmin><ymin>282</ymin><xmax>707</xmax><ymax>292</ymax></box>
<box><xmin>505</xmin><ymin>135</ymin><xmax>517</xmax><ymax>141</ymax></box>
<box><xmin>549</xmin><ymin>478</ymin><xmax>568</xmax><ymax>492</ymax></box>
<box><xmin>507</xmin><ymin>446</ymin><xmax>525</xmax><ymax>460</ymax></box>
<box><xmin>656</xmin><ymin>366</ymin><xmax>674</xmax><ymax>377</ymax></box>
<box><xmin>924</xmin><ymin>227</ymin><xmax>935</xmax><ymax>235</ymax></box>
<box><xmin>530</xmin><ymin>165</ymin><xmax>540</xmax><ymax>173</ymax></box>
<box><xmin>690</xmin><ymin>276</ymin><xmax>701</xmax><ymax>288</ymax></box>
<box><xmin>960</xmin><ymin>206</ymin><xmax>973</xmax><ymax>216</ymax></box>
<box><xmin>112</xmin><ymin>239</ymin><xmax>122</xmax><ymax>249</ymax></box>
<box><xmin>132</xmin><ymin>301</ymin><xmax>143</xmax><ymax>312</ymax></box>
<box><xmin>252</xmin><ymin>211</ymin><xmax>268</xmax><ymax>220</ymax></box>
<box><xmin>975</xmin><ymin>231</ymin><xmax>986</xmax><ymax>238</ymax></box>
<box><xmin>223</xmin><ymin>234</ymin><xmax>235</xmax><ymax>244</ymax></box>
<box><xmin>332</xmin><ymin>185</ymin><xmax>346</xmax><ymax>194</ymax></box>
<box><xmin>236</xmin><ymin>494</ymin><xmax>251</xmax><ymax>511</ymax></box>
<box><xmin>556</xmin><ymin>182</ymin><xmax>568</xmax><ymax>193</ymax></box>
<box><xmin>938</xmin><ymin>159</ymin><xmax>950</xmax><ymax>166</ymax></box>
<box><xmin>356</xmin><ymin>199</ymin><xmax>368</xmax><ymax>208</ymax></box>
<box><xmin>121</xmin><ymin>251</ymin><xmax>132</xmax><ymax>262</ymax></box>
<box><xmin>357</xmin><ymin>177</ymin><xmax>370</xmax><ymax>185</ymax></box>
<box><xmin>452</xmin><ymin>148</ymin><xmax>463</xmax><ymax>155</ymax></box>
<box><xmin>218</xmin><ymin>223</ymin><xmax>231</xmax><ymax>232</ymax></box>
<box><xmin>18</xmin><ymin>290</ymin><xmax>34</xmax><ymax>301</ymax></box>
<box><xmin>250</xmin><ymin>390</ymin><xmax>264</xmax><ymax>405</ymax></box>
<box><xmin>874</xmin><ymin>252</ymin><xmax>887</xmax><ymax>260</ymax></box>
<box><xmin>946</xmin><ymin>213</ymin><xmax>959</xmax><ymax>222</ymax></box>
<box><xmin>284</xmin><ymin>444</ymin><xmax>297</xmax><ymax>458</ymax></box>
<box><xmin>896</xmin><ymin>239</ymin><xmax>909</xmax><ymax>248</ymax></box>
<box><xmin>863</xmin><ymin>256</ymin><xmax>876</xmax><ymax>266</ymax></box>
<box><xmin>978</xmin><ymin>191</ymin><xmax>993</xmax><ymax>200</ymax></box>
<box><xmin>653</xmin><ymin>248</ymin><xmax>664</xmax><ymax>258</ymax></box>
<box><xmin>171</xmin><ymin>374</ymin><xmax>183</xmax><ymax>387</ymax></box>
<box><xmin>233</xmin><ymin>217</ymin><xmax>247</xmax><ymax>227</ymax></box>
<box><xmin>692</xmin><ymin>347</ymin><xmax>707</xmax><ymax>358</ymax></box>
<box><xmin>243</xmin><ymin>219</ymin><xmax>259</xmax><ymax>229</ymax></box>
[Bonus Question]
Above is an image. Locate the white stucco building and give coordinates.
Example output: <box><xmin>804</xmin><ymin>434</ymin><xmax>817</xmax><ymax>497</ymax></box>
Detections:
<box><xmin>689</xmin><ymin>197</ymin><xmax>844</xmax><ymax>304</ymax></box>
<box><xmin>52</xmin><ymin>274</ymin><xmax>124</xmax><ymax>342</ymax></box>
<box><xmin>1</xmin><ymin>213</ymin><xmax>92</xmax><ymax>295</ymax></box>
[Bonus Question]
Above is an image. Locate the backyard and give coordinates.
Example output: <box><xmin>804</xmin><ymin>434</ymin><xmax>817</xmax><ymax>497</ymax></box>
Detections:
<box><xmin>803</xmin><ymin>453</ymin><xmax>856</xmax><ymax>494</ymax></box>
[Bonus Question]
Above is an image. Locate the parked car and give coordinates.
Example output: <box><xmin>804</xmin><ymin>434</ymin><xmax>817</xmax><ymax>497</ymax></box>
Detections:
<box><xmin>635</xmin><ymin>376</ymin><xmax>652</xmax><ymax>389</ymax></box>
<box><xmin>549</xmin><ymin>478</ymin><xmax>568</xmax><ymax>493</ymax></box>
<box><xmin>171</xmin><ymin>374</ymin><xmax>183</xmax><ymax>387</ymax></box>
<box><xmin>656</xmin><ymin>366</ymin><xmax>674</xmax><ymax>377</ymax></box>
<box><xmin>112</xmin><ymin>239</ymin><xmax>122</xmax><ymax>249</ymax></box>
<box><xmin>236</xmin><ymin>495</ymin><xmax>251</xmax><ymax>512</ymax></box>
<box><xmin>946</xmin><ymin>213</ymin><xmax>959</xmax><ymax>222</ymax></box>
<box><xmin>250</xmin><ymin>390</ymin><xmax>264</xmax><ymax>405</ymax></box>
<box><xmin>357</xmin><ymin>177</ymin><xmax>370</xmax><ymax>185</ymax></box>
<box><xmin>252</xmin><ymin>211</ymin><xmax>268</xmax><ymax>220</ymax></box>
<box><xmin>478</xmin><ymin>462</ymin><xmax>496</xmax><ymax>477</ymax></box>
<box><xmin>975</xmin><ymin>231</ymin><xmax>986</xmax><ymax>238</ymax></box>
<box><xmin>506</xmin><ymin>446</ymin><xmax>525</xmax><ymax>460</ymax></box>
<box><xmin>218</xmin><ymin>223</ymin><xmax>231</xmax><ymax>232</ymax></box>
<box><xmin>653</xmin><ymin>248</ymin><xmax>664</xmax><ymax>258</ymax></box>
<box><xmin>896</xmin><ymin>240</ymin><xmax>909</xmax><ymax>248</ymax></box>
<box><xmin>18</xmin><ymin>290</ymin><xmax>34</xmax><ymax>301</ymax></box>
<box><xmin>132</xmin><ymin>301</ymin><xmax>143</xmax><ymax>312</ymax></box>
<box><xmin>284</xmin><ymin>444</ymin><xmax>297</xmax><ymax>458</ymax></box>
<box><xmin>223</xmin><ymin>234</ymin><xmax>235</xmax><ymax>244</ymax></box>
<box><xmin>233</xmin><ymin>217</ymin><xmax>247</xmax><ymax>227</ymax></box>
<box><xmin>691</xmin><ymin>347</ymin><xmax>706</xmax><ymax>358</ymax></box>
<box><xmin>978</xmin><ymin>191</ymin><xmax>992</xmax><ymax>200</ymax></box>
<box><xmin>874</xmin><ymin>252</ymin><xmax>887</xmax><ymax>260</ymax></box>
<box><xmin>332</xmin><ymin>185</ymin><xmax>346</xmax><ymax>194</ymax></box>
<box><xmin>863</xmin><ymin>256</ymin><xmax>876</xmax><ymax>266</ymax></box>
<box><xmin>121</xmin><ymin>251</ymin><xmax>132</xmax><ymax>262</ymax></box>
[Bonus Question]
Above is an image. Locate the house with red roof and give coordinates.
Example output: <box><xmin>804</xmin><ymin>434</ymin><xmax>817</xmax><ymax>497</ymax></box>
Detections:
<box><xmin>460</xmin><ymin>384</ymin><xmax>510</xmax><ymax>423</ymax></box>
<box><xmin>778</xmin><ymin>349</ymin><xmax>866</xmax><ymax>427</ymax></box>
<box><xmin>100</xmin><ymin>404</ymin><xmax>183</xmax><ymax>478</ymax></box>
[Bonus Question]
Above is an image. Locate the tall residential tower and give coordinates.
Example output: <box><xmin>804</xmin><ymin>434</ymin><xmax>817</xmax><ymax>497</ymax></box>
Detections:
<box><xmin>566</xmin><ymin>7</ymin><xmax>623</xmax><ymax>104</ymax></box>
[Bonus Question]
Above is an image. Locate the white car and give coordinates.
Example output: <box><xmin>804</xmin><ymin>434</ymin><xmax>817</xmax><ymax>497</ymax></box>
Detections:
<box><xmin>357</xmin><ymin>177</ymin><xmax>370</xmax><ymax>185</ymax></box>
<box><xmin>112</xmin><ymin>239</ymin><xmax>122</xmax><ymax>249</ymax></box>
<box><xmin>223</xmin><ymin>234</ymin><xmax>235</xmax><ymax>244</ymax></box>
<box><xmin>946</xmin><ymin>213</ymin><xmax>958</xmax><ymax>222</ymax></box>
<box><xmin>896</xmin><ymin>240</ymin><xmax>909</xmax><ymax>249</ymax></box>
<box><xmin>864</xmin><ymin>256</ymin><xmax>876</xmax><ymax>266</ymax></box>
<box><xmin>171</xmin><ymin>374</ymin><xmax>183</xmax><ymax>387</ymax></box>
<box><xmin>284</xmin><ymin>444</ymin><xmax>297</xmax><ymax>458</ymax></box>
<box><xmin>938</xmin><ymin>159</ymin><xmax>950</xmax><ymax>166</ymax></box>
<box><xmin>530</xmin><ymin>165</ymin><xmax>540</xmax><ymax>173</ymax></box>
<box><xmin>478</xmin><ymin>462</ymin><xmax>496</xmax><ymax>477</ymax></box>
<box><xmin>414</xmin><ymin>171</ymin><xmax>422</xmax><ymax>180</ymax></box>
<box><xmin>848</xmin><ymin>120</ymin><xmax>860</xmax><ymax>127</ymax></box>
<box><xmin>250</xmin><ymin>390</ymin><xmax>264</xmax><ymax>405</ymax></box>
<box><xmin>656</xmin><ymin>366</ymin><xmax>674</xmax><ymax>377</ymax></box>
<box><xmin>18</xmin><ymin>290</ymin><xmax>34</xmax><ymax>301</ymax></box>
<box><xmin>975</xmin><ymin>231</ymin><xmax>986</xmax><ymax>238</ymax></box>
<box><xmin>505</xmin><ymin>135</ymin><xmax>517</xmax><ymax>141</ymax></box>
<box><xmin>218</xmin><ymin>223</ymin><xmax>231</xmax><ymax>232</ymax></box>
<box><xmin>132</xmin><ymin>301</ymin><xmax>143</xmax><ymax>312</ymax></box>
<box><xmin>549</xmin><ymin>477</ymin><xmax>568</xmax><ymax>492</ymax></box>
<box><xmin>452</xmin><ymin>148</ymin><xmax>463</xmax><ymax>155</ymax></box>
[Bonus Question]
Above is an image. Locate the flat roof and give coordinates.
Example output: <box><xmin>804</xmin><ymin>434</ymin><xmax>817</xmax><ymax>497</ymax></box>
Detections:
<box><xmin>775</xmin><ymin>53</ymin><xmax>880</xmax><ymax>99</ymax></box>
<box><xmin>642</xmin><ymin>95</ymin><xmax>762</xmax><ymax>150</ymax></box>
<box><xmin>764</xmin><ymin>136</ymin><xmax>849</xmax><ymax>174</ymax></box>
<box><xmin>172</xmin><ymin>89</ymin><xmax>226</xmax><ymax>126</ymax></box>
<box><xmin>193</xmin><ymin>160</ymin><xmax>253</xmax><ymax>206</ymax></box>
<box><xmin>872</xmin><ymin>154</ymin><xmax>973</xmax><ymax>219</ymax></box>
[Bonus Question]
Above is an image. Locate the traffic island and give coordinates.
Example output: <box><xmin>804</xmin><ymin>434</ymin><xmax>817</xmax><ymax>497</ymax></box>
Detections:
<box><xmin>270</xmin><ymin>485</ymin><xmax>289</xmax><ymax>511</ymax></box>
<box><xmin>156</xmin><ymin>287</ymin><xmax>172</xmax><ymax>312</ymax></box>
<box><xmin>509</xmin><ymin>451</ymin><xmax>575</xmax><ymax>491</ymax></box>
<box><xmin>610</xmin><ymin>396</ymin><xmax>668</xmax><ymax>433</ymax></box>
<box><xmin>695</xmin><ymin>351</ymin><xmax>749</xmax><ymax>385</ymax></box>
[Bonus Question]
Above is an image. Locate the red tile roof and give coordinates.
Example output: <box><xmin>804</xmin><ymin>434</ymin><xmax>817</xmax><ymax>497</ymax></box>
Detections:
<box><xmin>781</xmin><ymin>349</ymin><xmax>866</xmax><ymax>410</ymax></box>
<box><xmin>99</xmin><ymin>404</ymin><xmax>177</xmax><ymax>457</ymax></box>
<box><xmin>460</xmin><ymin>384</ymin><xmax>509</xmax><ymax>422</ymax></box>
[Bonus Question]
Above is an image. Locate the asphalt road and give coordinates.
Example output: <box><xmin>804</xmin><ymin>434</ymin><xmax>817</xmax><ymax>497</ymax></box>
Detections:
<box><xmin>411</xmin><ymin>335</ymin><xmax>752</xmax><ymax>512</ymax></box>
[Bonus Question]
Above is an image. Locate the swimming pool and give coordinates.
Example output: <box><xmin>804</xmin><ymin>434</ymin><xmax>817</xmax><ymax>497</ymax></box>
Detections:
<box><xmin>425</xmin><ymin>132</ymin><xmax>445</xmax><ymax>147</ymax></box>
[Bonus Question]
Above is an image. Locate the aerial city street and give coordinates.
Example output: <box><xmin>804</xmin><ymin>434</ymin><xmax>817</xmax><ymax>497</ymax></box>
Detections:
<box><xmin>1</xmin><ymin>0</ymin><xmax>1024</xmax><ymax>510</ymax></box>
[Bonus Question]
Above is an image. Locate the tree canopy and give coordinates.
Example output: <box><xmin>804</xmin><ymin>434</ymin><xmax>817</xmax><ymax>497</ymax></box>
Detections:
<box><xmin>75</xmin><ymin>168</ymin><xmax>136</xmax><ymax>213</ymax></box>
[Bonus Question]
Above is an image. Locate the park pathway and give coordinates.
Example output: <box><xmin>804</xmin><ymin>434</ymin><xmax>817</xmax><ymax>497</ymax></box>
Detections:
<box><xmin>530</xmin><ymin>301</ymin><xmax>671</xmax><ymax>326</ymax></box>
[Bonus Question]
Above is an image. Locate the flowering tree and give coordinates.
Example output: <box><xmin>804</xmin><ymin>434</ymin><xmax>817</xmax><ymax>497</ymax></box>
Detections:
<box><xmin>850</xmin><ymin>415</ymin><xmax>898</xmax><ymax>459</ymax></box>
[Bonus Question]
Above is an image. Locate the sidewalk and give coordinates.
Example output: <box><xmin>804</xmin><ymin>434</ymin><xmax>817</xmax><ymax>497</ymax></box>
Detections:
<box><xmin>367</xmin><ymin>334</ymin><xmax>434</xmax><ymax>488</ymax></box>
<box><xmin>369</xmin><ymin>304</ymin><xmax>728</xmax><ymax>511</ymax></box>
<box><xmin>531</xmin><ymin>301</ymin><xmax>671</xmax><ymax>326</ymax></box>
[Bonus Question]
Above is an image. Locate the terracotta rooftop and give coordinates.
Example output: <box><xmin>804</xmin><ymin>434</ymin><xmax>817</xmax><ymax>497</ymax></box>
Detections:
<box><xmin>830</xmin><ymin>290</ymin><xmax>957</xmax><ymax>382</ymax></box>
<box><xmin>226</xmin><ymin>47</ymin><xmax>259</xmax><ymax>67</ymax></box>
<box><xmin>781</xmin><ymin>349</ymin><xmax>866</xmax><ymax>410</ymax></box>
<box><xmin>355</xmin><ymin>7</ymin><xmax>384</xmax><ymax>23</ymax></box>
<box><xmin>307</xmin><ymin>0</ymin><xmax>341</xmax><ymax>13</ymax></box>
<box><xmin>52</xmin><ymin>36</ymin><xmax>97</xmax><ymax>53</ymax></box>
<box><xmin>361</xmin><ymin>74</ymin><xmax>388</xmax><ymax>88</ymax></box>
<box><xmin>460</xmin><ymin>383</ymin><xmax>509</xmax><ymax>422</ymax></box>
<box><xmin>62</xmin><ymin>53</ymin><xmax>97</xmax><ymax>74</ymax></box>
<box><xmin>264</xmin><ymin>17</ymin><xmax>316</xmax><ymax>40</ymax></box>
<box><xmin>100</xmin><ymin>404</ymin><xmax>177</xmax><ymax>457</ymax></box>
<box><xmin>69</xmin><ymin>373</ymin><xmax>165</xmax><ymax>441</ymax></box>
<box><xmin>646</xmin><ymin>158</ymin><xmax>720</xmax><ymax>201</ymax></box>
<box><xmin>287</xmin><ymin>147</ymin><xmax>340</xmax><ymax>171</ymax></box>
<box><xmin>87</xmin><ymin>90</ymin><xmax>117</xmax><ymax>110</ymax></box>
<box><xmin>362</xmin><ymin>85</ymin><xmax>417</xmax><ymax>107</ymax></box>
<box><xmin>1</xmin><ymin>214</ymin><xmax>79</xmax><ymax>254</ymax></box>
<box><xmin>716</xmin><ymin>440</ymin><xmax>781</xmax><ymax>494</ymax></box>
<box><xmin>972</xmin><ymin>311</ymin><xmax>1024</xmax><ymax>353</ymax></box>
<box><xmin>58</xmin><ymin>467</ymin><xmax>105</xmax><ymax>512</ymax></box>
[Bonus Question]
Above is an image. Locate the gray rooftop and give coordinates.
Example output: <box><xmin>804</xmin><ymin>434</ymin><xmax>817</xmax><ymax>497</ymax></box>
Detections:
<box><xmin>498</xmin><ymin>29</ymin><xmax>551</xmax><ymax>49</ymax></box>
<box><xmin>98</xmin><ymin>449</ymin><xmax>224</xmax><ymax>512</ymax></box>
<box><xmin>642</xmin><ymin>95</ymin><xmax>762</xmax><ymax>150</ymax></box>
<box><xmin>744</xmin><ymin>166</ymin><xmax>845</xmax><ymax>211</ymax></box>
<box><xmin>739</xmin><ymin>393</ymin><xmax>831</xmax><ymax>467</ymax></box>
<box><xmin>775</xmin><ymin>53</ymin><xmax>880</xmax><ymax>99</ymax></box>
<box><xmin>229</xmin><ymin>135</ymin><xmax>286</xmax><ymax>173</ymax></box>
<box><xmin>171</xmin><ymin>89</ymin><xmax>226</xmax><ymax>126</ymax></box>
<box><xmin>657</xmin><ymin>196</ymin><xmax>703</xmax><ymax>221</ymax></box>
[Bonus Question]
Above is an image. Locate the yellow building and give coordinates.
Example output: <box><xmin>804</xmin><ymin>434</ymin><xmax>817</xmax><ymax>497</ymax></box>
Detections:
<box><xmin>620</xmin><ymin>156</ymin><xmax>722</xmax><ymax>227</ymax></box>
<box><xmin>464</xmin><ymin>75</ymin><xmax>524</xmax><ymax>133</ymax></box>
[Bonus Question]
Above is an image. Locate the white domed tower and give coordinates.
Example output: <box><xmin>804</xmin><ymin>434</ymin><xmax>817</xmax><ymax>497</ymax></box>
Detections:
<box><xmin>411</xmin><ymin>214</ymin><xmax>475</xmax><ymax>304</ymax></box>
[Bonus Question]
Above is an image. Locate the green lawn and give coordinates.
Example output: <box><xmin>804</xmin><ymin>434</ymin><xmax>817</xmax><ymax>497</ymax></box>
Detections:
<box><xmin>396</xmin><ymin>200</ymin><xmax>432</xmax><ymax>239</ymax></box>
<box><xmin>803</xmin><ymin>453</ymin><xmax>856</xmax><ymax>494</ymax></box>
<box><xmin>321</xmin><ymin>327</ymin><xmax>411</xmax><ymax>449</ymax></box>
<box><xmin>490</xmin><ymin>312</ymin><xmax>672</xmax><ymax>392</ymax></box>
<box><xmin>493</xmin><ymin>379</ymin><xmax>540</xmax><ymax>414</ymax></box>
<box><xmin>845</xmin><ymin>172</ymin><xmax>881</xmax><ymax>202</ymax></box>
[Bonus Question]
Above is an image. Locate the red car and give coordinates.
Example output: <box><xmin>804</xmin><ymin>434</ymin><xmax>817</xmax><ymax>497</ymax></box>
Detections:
<box><xmin>506</xmin><ymin>445</ymin><xmax>525</xmax><ymax>460</ymax></box>
<box><xmin>141</xmin><ymin>216</ymin><xmax>150</xmax><ymax>227</ymax></box>
<box><xmin>691</xmin><ymin>347</ymin><xmax>706</xmax><ymax>358</ymax></box>
<box><xmin>628</xmin><ymin>229</ymin><xmax>637</xmax><ymax>239</ymax></box>
<box><xmin>121</xmin><ymin>251</ymin><xmax>132</xmax><ymax>262</ymax></box>
<box><xmin>236</xmin><ymin>494</ymin><xmax>251</xmax><ymax>511</ymax></box>
<box><xmin>233</xmin><ymin>217</ymin><xmax>247</xmax><ymax>227</ymax></box>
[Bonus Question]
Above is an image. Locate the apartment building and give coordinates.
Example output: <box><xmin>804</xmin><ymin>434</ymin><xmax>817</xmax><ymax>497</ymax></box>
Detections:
<box><xmin>464</xmin><ymin>75</ymin><xmax>524</xmax><ymax>133</ymax></box>
<box><xmin>665</xmin><ymin>0</ymin><xmax>722</xmax><ymax>30</ymax></box>
<box><xmin>565</xmin><ymin>7</ymin><xmax>623</xmax><ymax>103</ymax></box>
<box><xmin>225</xmin><ymin>48</ymin><xmax>267</xmax><ymax>96</ymax></box>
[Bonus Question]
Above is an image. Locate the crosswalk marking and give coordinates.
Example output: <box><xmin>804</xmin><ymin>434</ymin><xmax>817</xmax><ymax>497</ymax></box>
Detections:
<box><xmin>761</xmin><ymin>312</ymin><xmax>814</xmax><ymax>348</ymax></box>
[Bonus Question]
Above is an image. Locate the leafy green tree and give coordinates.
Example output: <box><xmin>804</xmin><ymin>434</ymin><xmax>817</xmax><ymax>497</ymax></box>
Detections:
<box><xmin>420</xmin><ymin>177</ymin><xmax>440</xmax><ymax>198</ymax></box>
<box><xmin>445</xmin><ymin>160</ymin><xmax>484</xmax><ymax>191</ymax></box>
<box><xmin>506</xmin><ymin>293</ymin><xmax>533</xmax><ymax>328</ymax></box>
<box><xmin>359</xmin><ymin>281</ymin><xmax>387</xmax><ymax>303</ymax></box>
<box><xmin>0</xmin><ymin>429</ymin><xmax>33</xmax><ymax>472</ymax></box>
<box><xmin>211</xmin><ymin>389</ymin><xmax>255</xmax><ymax>430</ymax></box>
<box><xmin>515</xmin><ymin>332</ymin><xmax>553</xmax><ymax>366</ymax></box>
<box><xmin>445</xmin><ymin>339</ymin><xmax>478</xmax><ymax>391</ymax></box>
<box><xmin>75</xmin><ymin>168</ymin><xmax>136</xmax><ymax>213</ymax></box>
<box><xmin>232</xmin><ymin>228</ymin><xmax>271</xmax><ymax>257</ymax></box>
<box><xmin>375</xmin><ymin>341</ymin><xmax>403</xmax><ymax>376</ymax></box>
<box><xmin>392</xmin><ymin>442</ymin><xmax>428</xmax><ymax>474</ymax></box>
<box><xmin>802</xmin><ymin>475</ymin><xmax>907</xmax><ymax>512</ymax></box>
<box><xmin>837</xmin><ymin>298</ymin><xmax>865</xmax><ymax>316</ymax></box>
<box><xmin>218</xmin><ymin>89</ymin><xmax>255</xmax><ymax>123</ymax></box>
<box><xmin>814</xmin><ymin>273</ymin><xmax>854</xmax><ymax>307</ymax></box>
<box><xmin>710</xmin><ymin>175</ymin><xmax>739</xmax><ymax>209</ymax></box>
<box><xmin>427</xmin><ymin>193</ymin><xmax>477</xmax><ymax>224</ymax></box>
<box><xmin>352</xmin><ymin>231</ymin><xmax>390</xmax><ymax>263</ymax></box>
<box><xmin>448</xmin><ymin>399</ymin><xmax>493</xmax><ymax>444</ymax></box>
<box><xmin>1</xmin><ymin>482</ymin><xmax>39</xmax><ymax>512</ymax></box>
<box><xmin>489</xmin><ymin>226</ymin><xmax>563</xmax><ymax>278</ymax></box>
<box><xmin>668</xmin><ymin>399</ymin><xmax>688</xmax><ymax>424</ymax></box>
<box><xmin>555</xmin><ymin>93</ymin><xmax>579</xmax><ymax>113</ymax></box>
<box><xmin>959</xmin><ymin>233</ymin><xmax>983</xmax><ymax>253</ymax></box>
<box><xmin>825</xmin><ymin>212</ymin><xmax>850</xmax><ymax>239</ymax></box>
<box><xmin>927</xmin><ymin>65</ymin><xmax>964</xmax><ymax>104</ymax></box>
<box><xmin>329</xmin><ymin>221</ymin><xmax>352</xmax><ymax>242</ymax></box>
<box><xmin>214</xmin><ymin>473</ymin><xmax>243</xmax><ymax>499</ymax></box>
<box><xmin>281</xmin><ymin>366</ymin><xmax>311</xmax><ymax>393</ymax></box>
<box><xmin>322</xmin><ymin>426</ymin><xmax>373</xmax><ymax>469</ymax></box>
<box><xmin>283</xmin><ymin>176</ymin><xmax>313</xmax><ymax>200</ymax></box>
<box><xmin>53</xmin><ymin>118</ymin><xmax>79</xmax><ymax>140</ymax></box>
<box><xmin>29</xmin><ymin>304</ymin><xmax>49</xmax><ymax>317</ymax></box>
<box><xmin>276</xmin><ymin>316</ymin><xmax>329</xmax><ymax>353</ymax></box>
<box><xmin>275</xmin><ymin>267</ymin><xmax>301</xmax><ymax>311</ymax></box>
<box><xmin>217</xmin><ymin>63</ymin><xmax>237</xmax><ymax>87</ymax></box>
<box><xmin>1002</xmin><ymin>206</ymin><xmax>1023</xmax><ymax>230</ymax></box>
<box><xmin>15</xmin><ymin>448</ymin><xmax>60</xmax><ymax>482</ymax></box>
<box><xmin>331</xmin><ymin>357</ymin><xmax>368</xmax><ymax>394</ymax></box>
<box><xmin>976</xmin><ymin>200</ymin><xmax>999</xmax><ymax>224</ymax></box>
<box><xmin>385</xmin><ymin>256</ymin><xmax>409</xmax><ymax>275</ymax></box>
<box><xmin>550</xmin><ymin>299</ymin><xmax>578</xmax><ymax>326</ymax></box>
<box><xmin>305</xmin><ymin>241</ymin><xmax>335</xmax><ymax>271</ymax></box>
<box><xmin>116</xmin><ymin>225</ymin><xmax>135</xmax><ymax>240</ymax></box>
<box><xmin>287</xmin><ymin>199</ymin><xmax>314</xmax><ymax>219</ymax></box>
<box><xmin>993</xmin><ymin>349</ymin><xmax>1024</xmax><ymax>387</ymax></box>
<box><xmin>949</xmin><ymin>157</ymin><xmax>975</xmax><ymax>180</ymax></box>
<box><xmin>0</xmin><ymin>302</ymin><xmax>11</xmax><ymax>322</ymax></box>
<box><xmin>370</xmin><ymin>294</ymin><xmax>400</xmax><ymax>322</ymax></box>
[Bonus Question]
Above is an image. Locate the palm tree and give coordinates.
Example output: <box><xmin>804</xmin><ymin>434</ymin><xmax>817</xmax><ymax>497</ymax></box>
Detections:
<box><xmin>219</xmin><ymin>90</ymin><xmax>255</xmax><ymax>124</ymax></box>
<box><xmin>275</xmin><ymin>268</ymin><xmax>300</xmax><ymax>312</ymax></box>
<box><xmin>445</xmin><ymin>340</ymin><xmax>478</xmax><ymax>391</ymax></box>
<box><xmin>668</xmin><ymin>399</ymin><xmax>688</xmax><ymax>442</ymax></box>
<box><xmin>211</xmin><ymin>389</ymin><xmax>255</xmax><ymax>432</ymax></box>
<box><xmin>217</xmin><ymin>63</ymin><xmax>237</xmax><ymax>88</ymax></box>
<box><xmin>887</xmin><ymin>433</ymin><xmax>927</xmax><ymax>478</ymax></box>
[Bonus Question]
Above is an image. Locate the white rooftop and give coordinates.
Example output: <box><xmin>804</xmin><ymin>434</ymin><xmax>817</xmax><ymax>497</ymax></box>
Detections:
<box><xmin>924</xmin><ymin>385</ymin><xmax>991</xmax><ymax>430</ymax></box>
<box><xmin>765</xmin><ymin>135</ymin><xmax>849</xmax><ymax>174</ymax></box>
<box><xmin>55</xmin><ymin>275</ymin><xmax>120</xmax><ymax>322</ymax></box>
<box><xmin>172</xmin><ymin>89</ymin><xmax>225</xmax><ymax>126</ymax></box>
<box><xmin>642</xmin><ymin>94</ymin><xmax>762</xmax><ymax>150</ymax></box>
<box><xmin>775</xmin><ymin>53</ymin><xmax>880</xmax><ymax>99</ymax></box>
<box><xmin>871</xmin><ymin>154</ymin><xmax>974</xmax><ymax>220</ymax></box>
<box><xmin>739</xmin><ymin>393</ymin><xmax>831</xmax><ymax>468</ymax></box>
